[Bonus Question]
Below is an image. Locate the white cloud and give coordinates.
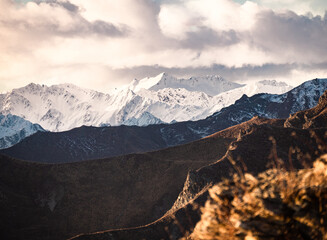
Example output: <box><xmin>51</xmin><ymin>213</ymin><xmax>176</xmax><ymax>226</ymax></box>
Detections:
<box><xmin>158</xmin><ymin>0</ymin><xmax>260</xmax><ymax>39</ymax></box>
<box><xmin>0</xmin><ymin>0</ymin><xmax>326</xmax><ymax>93</ymax></box>
<box><xmin>249</xmin><ymin>0</ymin><xmax>327</xmax><ymax>16</ymax></box>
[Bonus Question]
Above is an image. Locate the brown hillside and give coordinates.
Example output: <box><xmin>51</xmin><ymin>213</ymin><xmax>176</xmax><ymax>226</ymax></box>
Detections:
<box><xmin>71</xmin><ymin>90</ymin><xmax>327</xmax><ymax>240</ymax></box>
<box><xmin>0</xmin><ymin>115</ymin><xmax>283</xmax><ymax>240</ymax></box>
<box><xmin>74</xmin><ymin>126</ymin><xmax>327</xmax><ymax>240</ymax></box>
<box><xmin>0</xmin><ymin>131</ymin><xmax>234</xmax><ymax>240</ymax></box>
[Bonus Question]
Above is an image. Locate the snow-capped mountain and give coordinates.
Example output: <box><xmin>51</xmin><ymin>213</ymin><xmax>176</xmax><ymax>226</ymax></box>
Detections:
<box><xmin>0</xmin><ymin>73</ymin><xmax>293</xmax><ymax>132</ymax></box>
<box><xmin>126</xmin><ymin>72</ymin><xmax>244</xmax><ymax>96</ymax></box>
<box><xmin>207</xmin><ymin>79</ymin><xmax>295</xmax><ymax>115</ymax></box>
<box><xmin>0</xmin><ymin>114</ymin><xmax>45</xmax><ymax>149</ymax></box>
<box><xmin>2</xmin><ymin>78</ymin><xmax>326</xmax><ymax>163</ymax></box>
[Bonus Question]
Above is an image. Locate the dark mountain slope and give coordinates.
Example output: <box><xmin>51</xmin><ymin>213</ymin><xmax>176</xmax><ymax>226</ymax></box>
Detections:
<box><xmin>1</xmin><ymin>78</ymin><xmax>326</xmax><ymax>163</ymax></box>
<box><xmin>71</xmin><ymin>126</ymin><xmax>327</xmax><ymax>240</ymax></box>
<box><xmin>0</xmin><ymin>130</ymin><xmax>235</xmax><ymax>240</ymax></box>
<box><xmin>71</xmin><ymin>90</ymin><xmax>327</xmax><ymax>240</ymax></box>
<box><xmin>0</xmin><ymin>115</ymin><xmax>284</xmax><ymax>240</ymax></box>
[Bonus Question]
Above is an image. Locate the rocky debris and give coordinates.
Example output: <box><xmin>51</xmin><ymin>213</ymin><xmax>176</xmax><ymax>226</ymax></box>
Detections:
<box><xmin>189</xmin><ymin>154</ymin><xmax>327</xmax><ymax>240</ymax></box>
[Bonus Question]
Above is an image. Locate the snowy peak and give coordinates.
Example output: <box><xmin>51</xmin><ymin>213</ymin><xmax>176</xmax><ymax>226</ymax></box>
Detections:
<box><xmin>0</xmin><ymin>83</ymin><xmax>112</xmax><ymax>132</ymax></box>
<box><xmin>128</xmin><ymin>72</ymin><xmax>244</xmax><ymax>96</ymax></box>
<box><xmin>0</xmin><ymin>114</ymin><xmax>45</xmax><ymax>149</ymax></box>
<box><xmin>245</xmin><ymin>79</ymin><xmax>293</xmax><ymax>96</ymax></box>
<box><xmin>123</xmin><ymin>111</ymin><xmax>164</xmax><ymax>126</ymax></box>
<box><xmin>127</xmin><ymin>72</ymin><xmax>175</xmax><ymax>93</ymax></box>
<box><xmin>0</xmin><ymin>74</ymin><xmax>300</xmax><ymax>132</ymax></box>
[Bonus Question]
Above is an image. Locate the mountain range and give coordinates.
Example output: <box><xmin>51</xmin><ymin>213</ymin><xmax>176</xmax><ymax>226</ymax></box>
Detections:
<box><xmin>0</xmin><ymin>73</ymin><xmax>292</xmax><ymax>132</ymax></box>
<box><xmin>1</xmin><ymin>87</ymin><xmax>326</xmax><ymax>240</ymax></box>
<box><xmin>71</xmin><ymin>89</ymin><xmax>327</xmax><ymax>240</ymax></box>
<box><xmin>1</xmin><ymin>78</ymin><xmax>326</xmax><ymax>162</ymax></box>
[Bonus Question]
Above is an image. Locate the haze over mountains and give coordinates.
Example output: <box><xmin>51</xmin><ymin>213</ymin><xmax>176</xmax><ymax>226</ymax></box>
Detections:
<box><xmin>0</xmin><ymin>73</ymin><xmax>292</xmax><ymax>132</ymax></box>
<box><xmin>1</xmin><ymin>78</ymin><xmax>326</xmax><ymax>162</ymax></box>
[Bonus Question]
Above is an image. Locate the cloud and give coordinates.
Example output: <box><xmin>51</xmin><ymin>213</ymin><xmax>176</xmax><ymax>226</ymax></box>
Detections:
<box><xmin>0</xmin><ymin>0</ymin><xmax>127</xmax><ymax>37</ymax></box>
<box><xmin>248</xmin><ymin>10</ymin><xmax>327</xmax><ymax>64</ymax></box>
<box><xmin>158</xmin><ymin>0</ymin><xmax>259</xmax><ymax>39</ymax></box>
<box><xmin>182</xmin><ymin>28</ymin><xmax>240</xmax><ymax>49</ymax></box>
<box><xmin>249</xmin><ymin>0</ymin><xmax>327</xmax><ymax>16</ymax></box>
<box><xmin>0</xmin><ymin>0</ymin><xmax>326</xmax><ymax>93</ymax></box>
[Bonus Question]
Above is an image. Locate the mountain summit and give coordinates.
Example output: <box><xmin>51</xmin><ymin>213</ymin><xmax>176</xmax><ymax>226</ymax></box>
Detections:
<box><xmin>127</xmin><ymin>72</ymin><xmax>244</xmax><ymax>96</ymax></box>
<box><xmin>0</xmin><ymin>73</ymin><xmax>293</xmax><ymax>132</ymax></box>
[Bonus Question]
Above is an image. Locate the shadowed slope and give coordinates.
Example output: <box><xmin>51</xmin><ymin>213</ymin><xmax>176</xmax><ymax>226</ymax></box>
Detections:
<box><xmin>71</xmin><ymin>125</ymin><xmax>327</xmax><ymax>240</ymax></box>
<box><xmin>0</xmin><ymin>116</ymin><xmax>284</xmax><ymax>240</ymax></box>
<box><xmin>71</xmin><ymin>90</ymin><xmax>327</xmax><ymax>240</ymax></box>
<box><xmin>0</xmin><ymin>130</ymin><xmax>234</xmax><ymax>240</ymax></box>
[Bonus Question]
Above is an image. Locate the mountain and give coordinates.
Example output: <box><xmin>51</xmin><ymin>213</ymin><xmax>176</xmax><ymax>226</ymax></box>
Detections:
<box><xmin>0</xmin><ymin>114</ymin><xmax>44</xmax><ymax>149</ymax></box>
<box><xmin>0</xmin><ymin>73</ymin><xmax>292</xmax><ymax>131</ymax></box>
<box><xmin>208</xmin><ymin>79</ymin><xmax>294</xmax><ymax>115</ymax></box>
<box><xmin>0</xmin><ymin>124</ymin><xmax>236</xmax><ymax>240</ymax></box>
<box><xmin>70</xmin><ymin>89</ymin><xmax>327</xmax><ymax>240</ymax></box>
<box><xmin>1</xmin><ymin>88</ymin><xmax>326</xmax><ymax>240</ymax></box>
<box><xmin>1</xmin><ymin>78</ymin><xmax>325</xmax><ymax>163</ymax></box>
<box><xmin>0</xmin><ymin>83</ymin><xmax>113</xmax><ymax>131</ymax></box>
<box><xmin>126</xmin><ymin>72</ymin><xmax>244</xmax><ymax>96</ymax></box>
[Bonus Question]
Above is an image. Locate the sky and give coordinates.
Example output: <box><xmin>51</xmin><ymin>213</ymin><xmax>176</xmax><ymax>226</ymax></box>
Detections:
<box><xmin>0</xmin><ymin>0</ymin><xmax>327</xmax><ymax>92</ymax></box>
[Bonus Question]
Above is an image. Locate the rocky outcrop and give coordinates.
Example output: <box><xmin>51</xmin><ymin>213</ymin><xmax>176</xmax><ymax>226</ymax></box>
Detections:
<box><xmin>189</xmin><ymin>154</ymin><xmax>327</xmax><ymax>240</ymax></box>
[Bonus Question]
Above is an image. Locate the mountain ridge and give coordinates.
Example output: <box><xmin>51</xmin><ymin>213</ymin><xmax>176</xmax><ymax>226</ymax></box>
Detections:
<box><xmin>0</xmin><ymin>78</ymin><xmax>324</xmax><ymax>163</ymax></box>
<box><xmin>70</xmin><ymin>89</ymin><xmax>327</xmax><ymax>240</ymax></box>
<box><xmin>0</xmin><ymin>73</ymin><xmax>292</xmax><ymax>132</ymax></box>
<box><xmin>1</xmin><ymin>87</ymin><xmax>327</xmax><ymax>240</ymax></box>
